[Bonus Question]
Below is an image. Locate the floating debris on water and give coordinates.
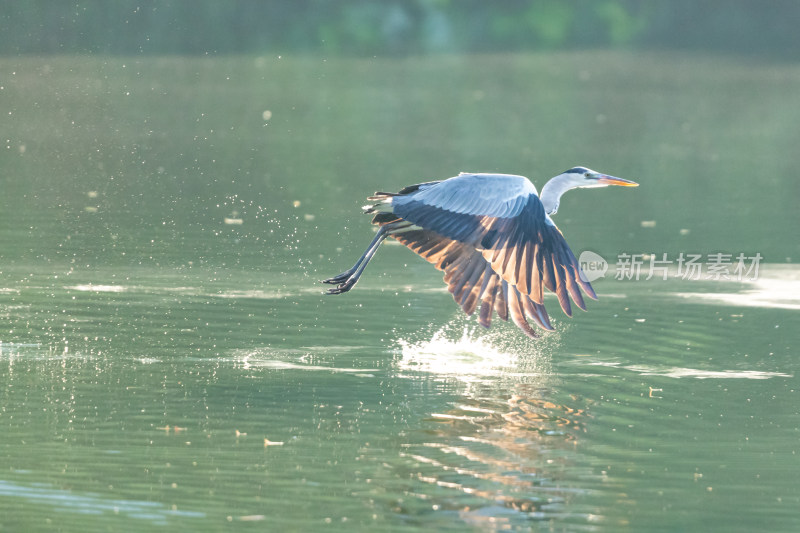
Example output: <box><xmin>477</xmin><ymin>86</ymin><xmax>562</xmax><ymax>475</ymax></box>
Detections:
<box><xmin>641</xmin><ymin>220</ymin><xmax>657</xmax><ymax>228</ymax></box>
<box><xmin>238</xmin><ymin>515</ymin><xmax>266</xmax><ymax>522</ymax></box>
<box><xmin>157</xmin><ymin>425</ymin><xmax>187</xmax><ymax>433</ymax></box>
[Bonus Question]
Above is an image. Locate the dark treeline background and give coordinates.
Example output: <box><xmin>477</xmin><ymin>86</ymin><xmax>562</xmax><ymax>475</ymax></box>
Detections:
<box><xmin>2</xmin><ymin>0</ymin><xmax>799</xmax><ymax>58</ymax></box>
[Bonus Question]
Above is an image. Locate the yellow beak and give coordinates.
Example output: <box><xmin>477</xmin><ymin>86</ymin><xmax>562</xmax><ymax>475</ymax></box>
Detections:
<box><xmin>596</xmin><ymin>175</ymin><xmax>639</xmax><ymax>187</ymax></box>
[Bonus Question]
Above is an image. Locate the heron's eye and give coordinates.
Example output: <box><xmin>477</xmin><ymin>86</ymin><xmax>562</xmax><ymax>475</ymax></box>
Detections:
<box><xmin>584</xmin><ymin>172</ymin><xmax>591</xmax><ymax>178</ymax></box>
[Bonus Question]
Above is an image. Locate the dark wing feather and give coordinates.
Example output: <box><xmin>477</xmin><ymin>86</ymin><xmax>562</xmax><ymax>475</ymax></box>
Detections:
<box><xmin>391</xmin><ymin>229</ymin><xmax>554</xmax><ymax>339</ymax></box>
<box><xmin>391</xmin><ymin>194</ymin><xmax>595</xmax><ymax>315</ymax></box>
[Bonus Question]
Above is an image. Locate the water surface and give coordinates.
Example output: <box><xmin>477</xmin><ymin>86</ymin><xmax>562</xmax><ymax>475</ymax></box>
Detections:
<box><xmin>1</xmin><ymin>52</ymin><xmax>799</xmax><ymax>531</ymax></box>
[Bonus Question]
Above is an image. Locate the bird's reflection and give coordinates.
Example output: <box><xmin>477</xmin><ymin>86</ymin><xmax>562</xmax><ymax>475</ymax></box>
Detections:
<box><xmin>388</xmin><ymin>328</ymin><xmax>601</xmax><ymax>529</ymax></box>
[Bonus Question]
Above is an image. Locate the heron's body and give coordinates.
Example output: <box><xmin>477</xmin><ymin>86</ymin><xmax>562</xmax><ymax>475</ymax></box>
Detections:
<box><xmin>323</xmin><ymin>167</ymin><xmax>637</xmax><ymax>339</ymax></box>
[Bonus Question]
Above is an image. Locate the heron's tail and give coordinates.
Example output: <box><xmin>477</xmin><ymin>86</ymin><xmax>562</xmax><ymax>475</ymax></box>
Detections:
<box><xmin>364</xmin><ymin>180</ymin><xmax>442</xmax><ymax>226</ymax></box>
<box><xmin>362</xmin><ymin>192</ymin><xmax>398</xmax><ymax>225</ymax></box>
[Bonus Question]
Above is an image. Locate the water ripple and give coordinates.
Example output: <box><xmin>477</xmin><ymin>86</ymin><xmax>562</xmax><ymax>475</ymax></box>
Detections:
<box><xmin>587</xmin><ymin>361</ymin><xmax>792</xmax><ymax>380</ymax></box>
<box><xmin>0</xmin><ymin>479</ymin><xmax>204</xmax><ymax>525</ymax></box>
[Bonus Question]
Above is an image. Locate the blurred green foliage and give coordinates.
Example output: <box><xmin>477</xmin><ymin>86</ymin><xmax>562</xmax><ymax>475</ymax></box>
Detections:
<box><xmin>1</xmin><ymin>0</ymin><xmax>799</xmax><ymax>58</ymax></box>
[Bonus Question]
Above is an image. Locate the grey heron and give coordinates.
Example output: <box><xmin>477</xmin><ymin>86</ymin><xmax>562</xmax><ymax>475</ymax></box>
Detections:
<box><xmin>322</xmin><ymin>167</ymin><xmax>638</xmax><ymax>338</ymax></box>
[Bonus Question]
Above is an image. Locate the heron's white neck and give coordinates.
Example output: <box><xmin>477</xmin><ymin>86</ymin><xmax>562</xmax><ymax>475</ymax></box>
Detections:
<box><xmin>539</xmin><ymin>174</ymin><xmax>576</xmax><ymax>216</ymax></box>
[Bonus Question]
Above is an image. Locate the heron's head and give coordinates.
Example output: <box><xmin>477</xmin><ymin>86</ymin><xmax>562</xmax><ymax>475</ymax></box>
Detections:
<box><xmin>540</xmin><ymin>166</ymin><xmax>638</xmax><ymax>216</ymax></box>
<box><xmin>559</xmin><ymin>166</ymin><xmax>639</xmax><ymax>189</ymax></box>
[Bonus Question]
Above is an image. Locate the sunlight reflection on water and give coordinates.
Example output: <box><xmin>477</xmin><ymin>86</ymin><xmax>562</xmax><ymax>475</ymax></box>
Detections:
<box><xmin>586</xmin><ymin>360</ymin><xmax>792</xmax><ymax>380</ymax></box>
<box><xmin>674</xmin><ymin>265</ymin><xmax>800</xmax><ymax>310</ymax></box>
<box><xmin>64</xmin><ymin>283</ymin><xmax>287</xmax><ymax>300</ymax></box>
<box><xmin>228</xmin><ymin>347</ymin><xmax>379</xmax><ymax>373</ymax></box>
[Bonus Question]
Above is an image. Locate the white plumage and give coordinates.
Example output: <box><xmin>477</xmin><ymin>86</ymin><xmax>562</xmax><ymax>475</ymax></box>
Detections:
<box><xmin>393</xmin><ymin>173</ymin><xmax>537</xmax><ymax>218</ymax></box>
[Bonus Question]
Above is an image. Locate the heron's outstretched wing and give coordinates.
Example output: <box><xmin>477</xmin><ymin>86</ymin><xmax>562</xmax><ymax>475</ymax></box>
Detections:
<box><xmin>391</xmin><ymin>228</ymin><xmax>553</xmax><ymax>339</ymax></box>
<box><xmin>385</xmin><ymin>174</ymin><xmax>596</xmax><ymax>317</ymax></box>
<box><xmin>475</xmin><ymin>197</ymin><xmax>596</xmax><ymax>317</ymax></box>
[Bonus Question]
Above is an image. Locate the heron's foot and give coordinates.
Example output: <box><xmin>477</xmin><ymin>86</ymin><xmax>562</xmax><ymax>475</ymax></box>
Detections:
<box><xmin>325</xmin><ymin>278</ymin><xmax>356</xmax><ymax>295</ymax></box>
<box><xmin>321</xmin><ymin>268</ymin><xmax>356</xmax><ymax>285</ymax></box>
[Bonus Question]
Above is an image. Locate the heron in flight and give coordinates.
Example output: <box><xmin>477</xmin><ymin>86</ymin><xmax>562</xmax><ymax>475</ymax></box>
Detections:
<box><xmin>322</xmin><ymin>167</ymin><xmax>638</xmax><ymax>338</ymax></box>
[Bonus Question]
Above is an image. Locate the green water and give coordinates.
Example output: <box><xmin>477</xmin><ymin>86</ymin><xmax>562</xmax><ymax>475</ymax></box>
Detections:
<box><xmin>1</xmin><ymin>53</ymin><xmax>799</xmax><ymax>532</ymax></box>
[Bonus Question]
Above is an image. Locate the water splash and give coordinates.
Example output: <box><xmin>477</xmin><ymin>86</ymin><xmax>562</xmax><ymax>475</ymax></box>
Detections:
<box><xmin>395</xmin><ymin>318</ymin><xmax>559</xmax><ymax>378</ymax></box>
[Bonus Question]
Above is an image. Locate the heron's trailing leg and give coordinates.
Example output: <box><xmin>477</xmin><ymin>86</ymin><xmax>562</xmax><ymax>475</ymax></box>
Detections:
<box><xmin>322</xmin><ymin>227</ymin><xmax>388</xmax><ymax>294</ymax></box>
